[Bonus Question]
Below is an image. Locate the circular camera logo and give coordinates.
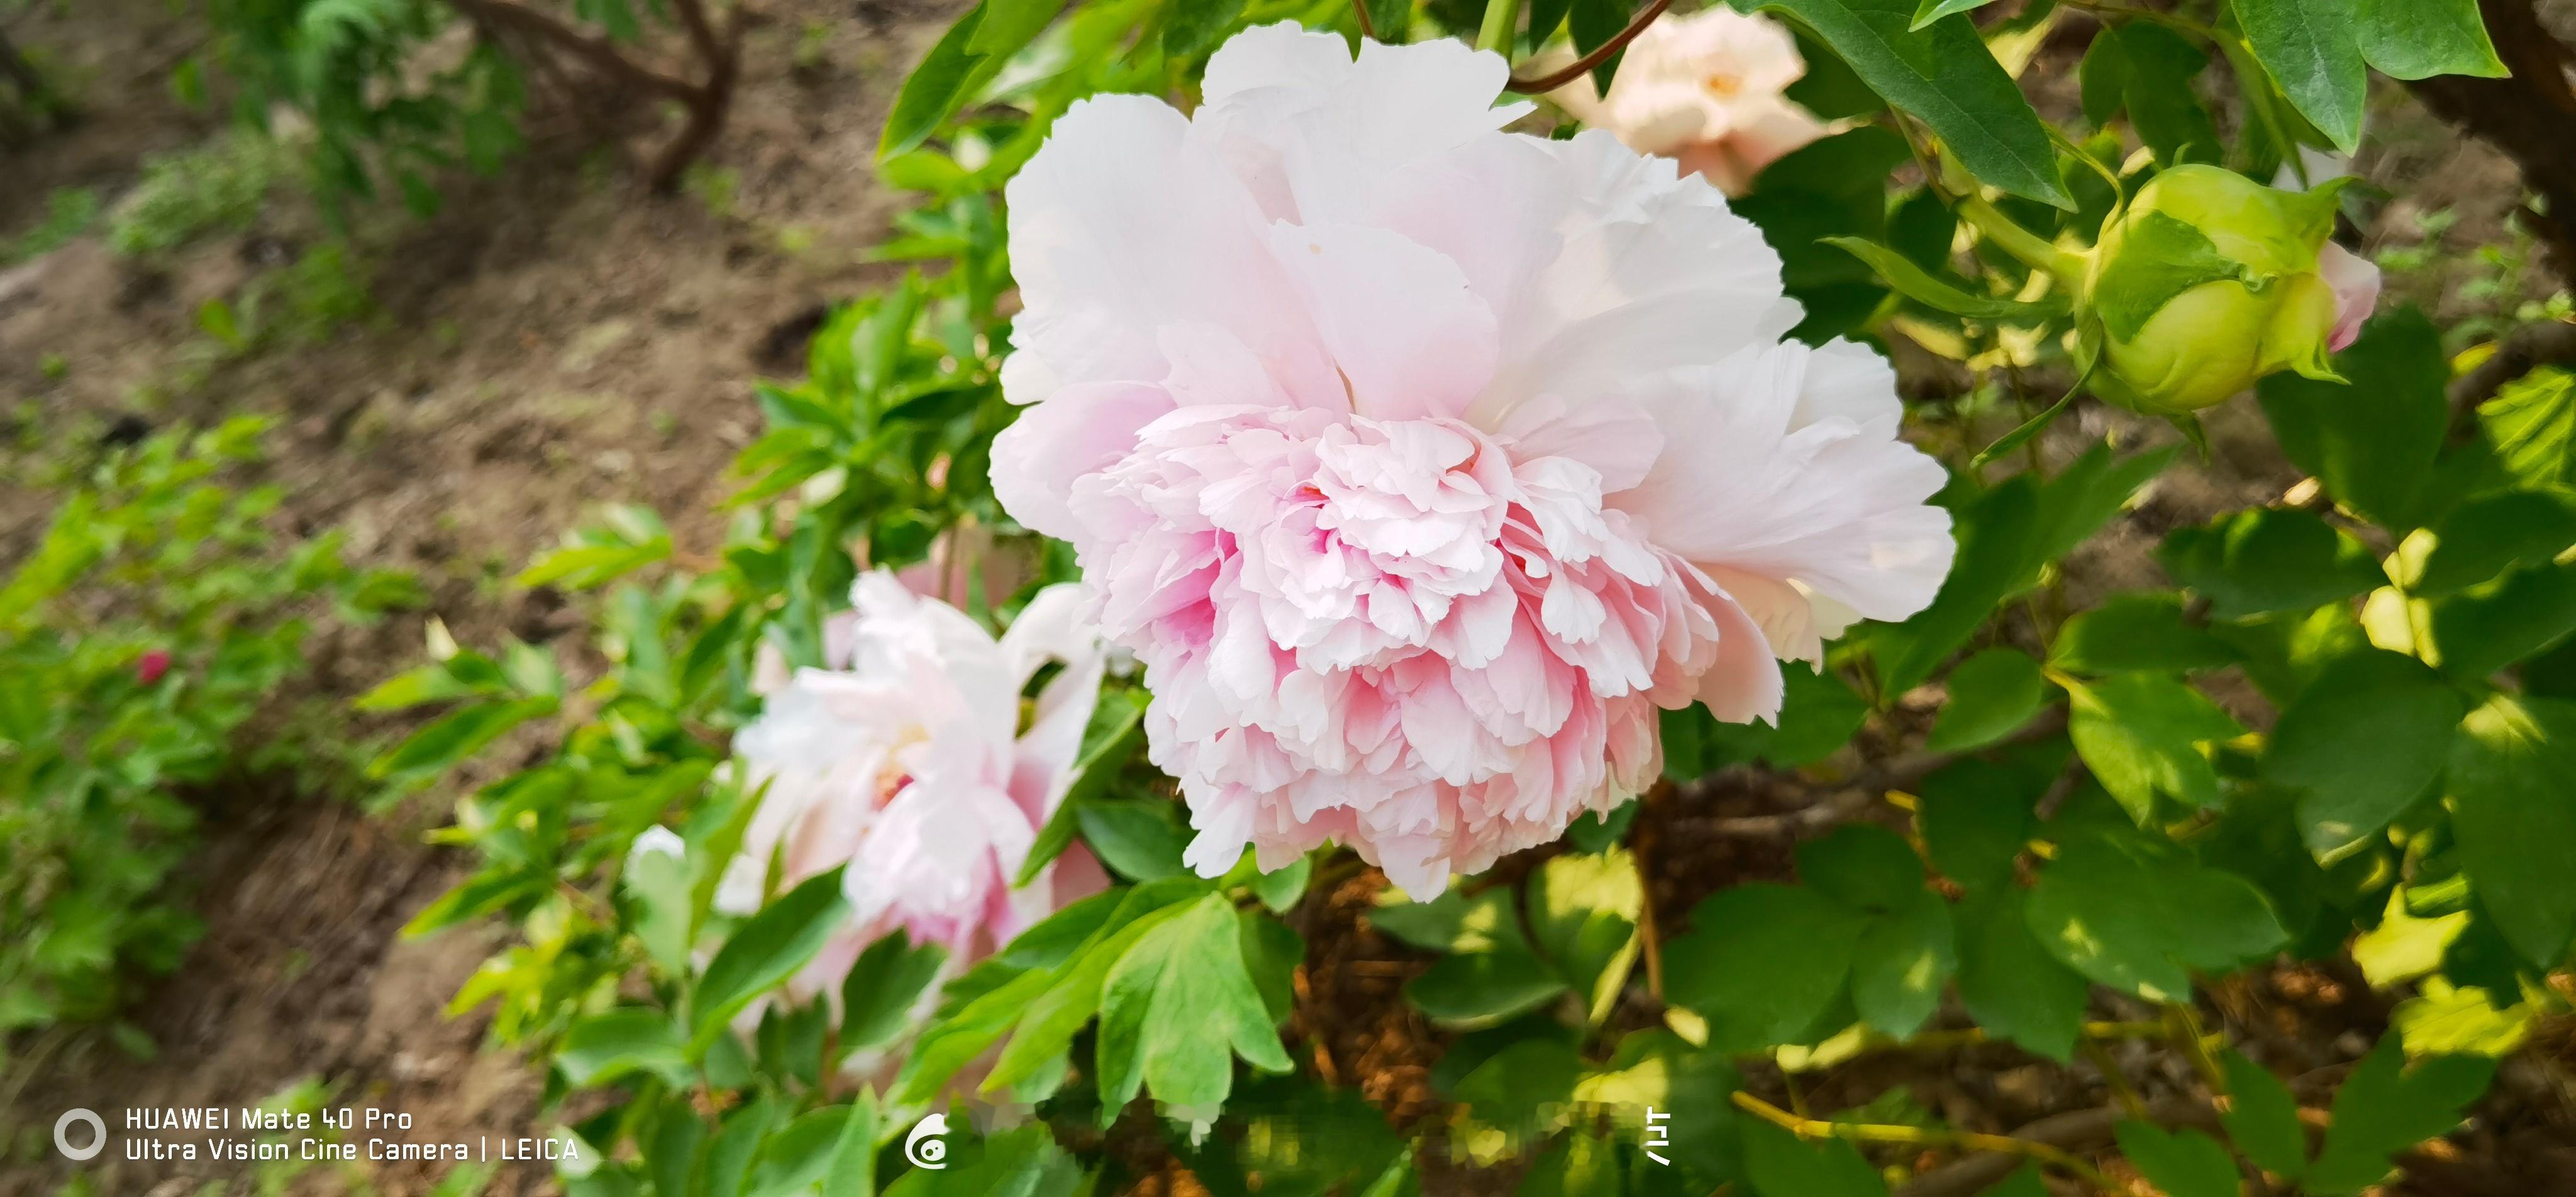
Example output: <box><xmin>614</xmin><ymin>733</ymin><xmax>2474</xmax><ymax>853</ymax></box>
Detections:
<box><xmin>55</xmin><ymin>1108</ymin><xmax>106</xmax><ymax>1161</ymax></box>
<box><xmin>902</xmin><ymin>1112</ymin><xmax>948</xmax><ymax>1169</ymax></box>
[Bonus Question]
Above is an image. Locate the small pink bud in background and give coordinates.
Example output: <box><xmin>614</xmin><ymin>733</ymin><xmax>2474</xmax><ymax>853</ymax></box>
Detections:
<box><xmin>2319</xmin><ymin>241</ymin><xmax>2384</xmax><ymax>353</ymax></box>
<box><xmin>137</xmin><ymin>649</ymin><xmax>172</xmax><ymax>685</ymax></box>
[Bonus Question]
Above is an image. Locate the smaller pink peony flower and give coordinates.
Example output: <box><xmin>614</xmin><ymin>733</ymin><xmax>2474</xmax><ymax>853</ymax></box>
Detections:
<box><xmin>1543</xmin><ymin>8</ymin><xmax>1828</xmax><ymax>196</ymax></box>
<box><xmin>716</xmin><ymin>571</ymin><xmax>1112</xmax><ymax>1013</ymax></box>
<box><xmin>2319</xmin><ymin>241</ymin><xmax>2382</xmax><ymax>353</ymax></box>
<box><xmin>136</xmin><ymin>649</ymin><xmax>172</xmax><ymax>685</ymax></box>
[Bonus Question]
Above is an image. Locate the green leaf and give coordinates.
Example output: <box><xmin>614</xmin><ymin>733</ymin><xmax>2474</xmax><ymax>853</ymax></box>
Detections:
<box><xmin>879</xmin><ymin>6</ymin><xmax>985</xmax><ymax>158</ymax></box>
<box><xmin>353</xmin><ymin>661</ymin><xmax>494</xmax><ymax>712</ymax></box>
<box><xmin>1743</xmin><ymin>1121</ymin><xmax>1888</xmax><ymax>1197</ymax></box>
<box><xmin>2258</xmin><ymin>308</ymin><xmax>2453</xmax><ymax>530</ymax></box>
<box><xmin>2265</xmin><ymin>649</ymin><xmax>2463</xmax><ymax>860</ymax></box>
<box><xmin>1096</xmin><ymin>893</ymin><xmax>1294</xmax><ymax>1110</ymax></box>
<box><xmin>2051</xmin><ymin>592</ymin><xmax>2240</xmax><ymax>674</ymax></box>
<box><xmin>1250</xmin><ymin>854</ymin><xmax>1313</xmax><ymax>914</ymax></box>
<box><xmin>2480</xmin><ymin>367</ymin><xmax>2576</xmax><ymax>490</ymax></box>
<box><xmin>2234</xmin><ymin>0</ymin><xmax>2366</xmax><ymax>150</ymax></box>
<box><xmin>1018</xmin><ymin>687</ymin><xmax>1148</xmax><ymax>885</ymax></box>
<box><xmin>2448</xmin><ymin>695</ymin><xmax>2576</xmax><ymax>966</ymax></box>
<box><xmin>2306</xmin><ymin>1037</ymin><xmax>2495</xmax><ymax>1193</ymax></box>
<box><xmin>1928</xmin><ymin>648</ymin><xmax>2051</xmax><ymax>752</ymax></box>
<box><xmin>2097</xmin><ymin>23</ymin><xmax>2221</xmax><ymax>165</ymax></box>
<box><xmin>1074</xmin><ymin>798</ymin><xmax>1192</xmax><ymax>882</ymax></box>
<box><xmin>747</xmin><ymin>1106</ymin><xmax>849</xmax><ymax>1197</ymax></box>
<box><xmin>2026</xmin><ymin>826</ymin><xmax>2288</xmax><ymax>1000</ymax></box>
<box><xmin>1163</xmin><ymin>0</ymin><xmax>1246</xmax><ymax>57</ymax></box>
<box><xmin>2113</xmin><ymin>1123</ymin><xmax>2241</xmax><ymax>1197</ymax></box>
<box><xmin>1526</xmin><ymin>849</ymin><xmax>1643</xmax><ymax>1025</ymax></box>
<box><xmin>2426</xmin><ymin>557</ymin><xmax>2576</xmax><ymax>680</ymax></box>
<box><xmin>2221</xmin><ymin>1051</ymin><xmax>2311</xmax><ymax>1180</ymax></box>
<box><xmin>1734</xmin><ymin>0</ymin><xmax>2072</xmax><ymax>207</ymax></box>
<box><xmin>1797</xmin><ymin>824</ymin><xmax>1925</xmax><ymax>913</ymax></box>
<box><xmin>1918</xmin><ymin>758</ymin><xmax>2041</xmax><ymax>893</ymax></box>
<box><xmin>367</xmin><ymin>696</ymin><xmax>557</xmax><ymax>787</ymax></box>
<box><xmin>1850</xmin><ymin>893</ymin><xmax>1955</xmax><ymax>1037</ymax></box>
<box><xmin>2067</xmin><ymin>673</ymin><xmax>2243</xmax><ymax>821</ymax></box>
<box><xmin>841</xmin><ymin>932</ymin><xmax>949</xmax><ymax>1052</ymax></box>
<box><xmin>1956</xmin><ymin>890</ymin><xmax>2091</xmax><ymax>1061</ymax></box>
<box><xmin>1664</xmin><ymin>883</ymin><xmax>1865</xmax><ymax>1051</ymax></box>
<box><xmin>2403</xmin><ymin>488</ymin><xmax>2576</xmax><ymax>597</ymax></box>
<box><xmin>700</xmin><ymin>1098</ymin><xmax>779</xmax><ymax>1197</ymax></box>
<box><xmin>1823</xmin><ymin>236</ymin><xmax>2067</xmax><ymax>321</ymax></box>
<box><xmin>980</xmin><ymin>893</ymin><xmax>1196</xmax><ymax>1094</ymax></box>
<box><xmin>823</xmin><ymin>1097</ymin><xmax>879</xmax><ymax>1197</ymax></box>
<box><xmin>1571</xmin><ymin>0</ymin><xmax>1638</xmax><ymax>91</ymax></box>
<box><xmin>691</xmin><ymin>868</ymin><xmax>853</xmax><ymax>1049</ymax></box>
<box><xmin>1908</xmin><ymin>0</ymin><xmax>1995</xmax><ymax>29</ymax></box>
<box><xmin>1979</xmin><ymin>1167</ymin><xmax>2050</xmax><ymax>1197</ymax></box>
<box><xmin>557</xmin><ymin>1008</ymin><xmax>689</xmax><ymax>1088</ymax></box>
<box><xmin>2355</xmin><ymin>0</ymin><xmax>2507</xmax><ymax>80</ymax></box>
<box><xmin>2158</xmin><ymin>508</ymin><xmax>2384</xmax><ymax>619</ymax></box>
<box><xmin>624</xmin><ymin>834</ymin><xmax>694</xmax><ymax>974</ymax></box>
<box><xmin>1400</xmin><ymin>889</ymin><xmax>1572</xmax><ymax>1028</ymax></box>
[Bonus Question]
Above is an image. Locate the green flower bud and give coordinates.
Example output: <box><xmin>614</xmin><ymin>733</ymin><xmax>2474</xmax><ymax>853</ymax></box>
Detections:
<box><xmin>2083</xmin><ymin>165</ymin><xmax>2351</xmax><ymax>414</ymax></box>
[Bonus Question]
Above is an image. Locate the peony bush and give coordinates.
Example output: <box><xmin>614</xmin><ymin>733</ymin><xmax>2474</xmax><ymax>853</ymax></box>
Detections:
<box><xmin>372</xmin><ymin>1</ymin><xmax>2576</xmax><ymax>1194</ymax></box>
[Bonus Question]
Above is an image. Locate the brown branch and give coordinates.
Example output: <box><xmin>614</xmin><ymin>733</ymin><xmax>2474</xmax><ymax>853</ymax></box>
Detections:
<box><xmin>1502</xmin><ymin>0</ymin><xmax>1675</xmax><ymax>93</ymax></box>
<box><xmin>2446</xmin><ymin>319</ymin><xmax>2576</xmax><ymax>442</ymax></box>
<box><xmin>1893</xmin><ymin>1100</ymin><xmax>2218</xmax><ymax>1197</ymax></box>
<box><xmin>1350</xmin><ymin>0</ymin><xmax>1377</xmax><ymax>41</ymax></box>
<box><xmin>445</xmin><ymin>0</ymin><xmax>704</xmax><ymax>101</ymax></box>
<box><xmin>2407</xmin><ymin>0</ymin><xmax>2576</xmax><ymax>280</ymax></box>
<box><xmin>1693</xmin><ymin>705</ymin><xmax>2072</xmax><ymax>838</ymax></box>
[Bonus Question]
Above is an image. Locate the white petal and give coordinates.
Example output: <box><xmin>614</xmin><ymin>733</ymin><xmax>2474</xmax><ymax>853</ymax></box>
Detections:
<box><xmin>1266</xmin><ymin>222</ymin><xmax>1499</xmax><ymax>421</ymax></box>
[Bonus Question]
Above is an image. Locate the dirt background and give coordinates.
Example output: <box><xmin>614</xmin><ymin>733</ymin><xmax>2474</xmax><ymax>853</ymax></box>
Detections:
<box><xmin>1</xmin><ymin>0</ymin><xmax>2570</xmax><ymax>1194</ymax></box>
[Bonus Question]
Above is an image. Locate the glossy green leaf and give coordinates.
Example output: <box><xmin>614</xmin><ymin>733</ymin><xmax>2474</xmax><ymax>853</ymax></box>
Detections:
<box><xmin>2448</xmin><ymin>695</ymin><xmax>2576</xmax><ymax>966</ymax></box>
<box><xmin>1096</xmin><ymin>893</ymin><xmax>1296</xmax><ymax>1110</ymax></box>
<box><xmin>746</xmin><ymin>1106</ymin><xmax>849</xmax><ymax>1197</ymax></box>
<box><xmin>2113</xmin><ymin>1123</ymin><xmax>2241</xmax><ymax>1197</ymax></box>
<box><xmin>1074</xmin><ymin>797</ymin><xmax>1192</xmax><ymax>882</ymax></box>
<box><xmin>2404</xmin><ymin>488</ymin><xmax>2576</xmax><ymax>597</ymax></box>
<box><xmin>1733</xmin><ymin>0</ymin><xmax>2072</xmax><ymax>207</ymax></box>
<box><xmin>2026</xmin><ymin>827</ymin><xmax>2287</xmax><ymax>1000</ymax></box>
<box><xmin>1928</xmin><ymin>648</ymin><xmax>2051</xmax><ymax>752</ymax></box>
<box><xmin>1850</xmin><ymin>893</ymin><xmax>1954</xmax><ymax>1037</ymax></box>
<box><xmin>1908</xmin><ymin>0</ymin><xmax>1995</xmax><ymax>28</ymax></box>
<box><xmin>2258</xmin><ymin>307</ymin><xmax>2453</xmax><ymax>531</ymax></box>
<box><xmin>1526</xmin><ymin>849</ymin><xmax>1643</xmax><ymax>1026</ymax></box>
<box><xmin>2306</xmin><ymin>1037</ymin><xmax>2495</xmax><ymax>1193</ymax></box>
<box><xmin>2158</xmin><ymin>508</ymin><xmax>2384</xmax><ymax>619</ymax></box>
<box><xmin>557</xmin><ymin>1008</ymin><xmax>689</xmax><ymax>1088</ymax></box>
<box><xmin>2051</xmin><ymin>592</ymin><xmax>2240</xmax><ymax>675</ymax></box>
<box><xmin>1743</xmin><ymin>1121</ymin><xmax>1887</xmax><ymax>1197</ymax></box>
<box><xmin>823</xmin><ymin>1096</ymin><xmax>879</xmax><ymax>1197</ymax></box>
<box><xmin>841</xmin><ymin>932</ymin><xmax>949</xmax><ymax>1052</ymax></box>
<box><xmin>1956</xmin><ymin>889</ymin><xmax>2090</xmax><ymax>1061</ymax></box>
<box><xmin>2426</xmin><ymin>558</ymin><xmax>2576</xmax><ymax>680</ymax></box>
<box><xmin>2233</xmin><ymin>0</ymin><xmax>2366</xmax><ymax>150</ymax></box>
<box><xmin>2356</xmin><ymin>0</ymin><xmax>2507</xmax><ymax>80</ymax></box>
<box><xmin>2220</xmin><ymin>1051</ymin><xmax>2311</xmax><ymax>1180</ymax></box>
<box><xmin>2068</xmin><ymin>673</ymin><xmax>2243</xmax><ymax>821</ymax></box>
<box><xmin>691</xmin><ymin>867</ymin><xmax>853</xmax><ymax>1049</ymax></box>
<box><xmin>1665</xmin><ymin>883</ymin><xmax>1865</xmax><ymax>1051</ymax></box>
<box><xmin>2265</xmin><ymin>649</ymin><xmax>2463</xmax><ymax>860</ymax></box>
<box><xmin>1918</xmin><ymin>758</ymin><xmax>2040</xmax><ymax>893</ymax></box>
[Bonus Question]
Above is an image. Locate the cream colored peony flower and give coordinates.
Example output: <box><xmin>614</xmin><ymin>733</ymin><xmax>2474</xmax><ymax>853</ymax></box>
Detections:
<box><xmin>1542</xmin><ymin>7</ymin><xmax>1828</xmax><ymax>196</ymax></box>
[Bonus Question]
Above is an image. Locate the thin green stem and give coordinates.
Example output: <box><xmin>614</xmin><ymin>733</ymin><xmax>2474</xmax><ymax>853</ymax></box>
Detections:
<box><xmin>1958</xmin><ymin>194</ymin><xmax>2090</xmax><ymax>286</ymax></box>
<box><xmin>1475</xmin><ymin>0</ymin><xmax>1518</xmax><ymax>54</ymax></box>
<box><xmin>1731</xmin><ymin>1092</ymin><xmax>2119</xmax><ymax>1192</ymax></box>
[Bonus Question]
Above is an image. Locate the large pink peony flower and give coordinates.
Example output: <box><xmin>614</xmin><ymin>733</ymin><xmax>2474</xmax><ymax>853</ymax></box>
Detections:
<box><xmin>1542</xmin><ymin>7</ymin><xmax>1829</xmax><ymax>196</ymax></box>
<box><xmin>989</xmin><ymin>25</ymin><xmax>1953</xmax><ymax>894</ymax></box>
<box><xmin>716</xmin><ymin>571</ymin><xmax>1111</xmax><ymax>1005</ymax></box>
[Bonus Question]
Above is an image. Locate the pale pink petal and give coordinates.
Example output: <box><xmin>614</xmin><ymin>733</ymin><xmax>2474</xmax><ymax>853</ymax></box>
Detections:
<box><xmin>2319</xmin><ymin>241</ymin><xmax>2382</xmax><ymax>353</ymax></box>
<box><xmin>1265</xmin><ymin>221</ymin><xmax>1500</xmax><ymax>421</ymax></box>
